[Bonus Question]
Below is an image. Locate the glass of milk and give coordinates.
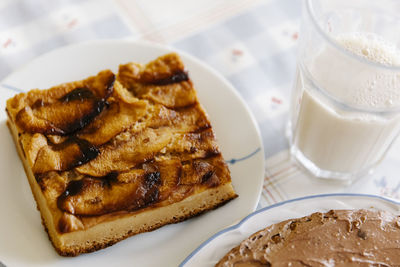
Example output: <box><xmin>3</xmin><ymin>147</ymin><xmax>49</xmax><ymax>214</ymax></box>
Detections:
<box><xmin>289</xmin><ymin>0</ymin><xmax>400</xmax><ymax>183</ymax></box>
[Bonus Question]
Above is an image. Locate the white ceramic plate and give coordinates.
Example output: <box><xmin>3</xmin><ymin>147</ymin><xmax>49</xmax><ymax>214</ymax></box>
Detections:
<box><xmin>180</xmin><ymin>193</ymin><xmax>400</xmax><ymax>267</ymax></box>
<box><xmin>0</xmin><ymin>40</ymin><xmax>264</xmax><ymax>267</ymax></box>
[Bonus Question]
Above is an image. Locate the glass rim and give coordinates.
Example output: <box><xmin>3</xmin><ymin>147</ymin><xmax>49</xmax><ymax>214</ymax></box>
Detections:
<box><xmin>306</xmin><ymin>0</ymin><xmax>400</xmax><ymax>72</ymax></box>
<box><xmin>304</xmin><ymin>0</ymin><xmax>400</xmax><ymax>115</ymax></box>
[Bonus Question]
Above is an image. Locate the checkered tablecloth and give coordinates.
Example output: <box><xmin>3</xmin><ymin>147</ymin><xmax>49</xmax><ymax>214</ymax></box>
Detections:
<box><xmin>1</xmin><ymin>0</ymin><xmax>399</xmax><ymax>214</ymax></box>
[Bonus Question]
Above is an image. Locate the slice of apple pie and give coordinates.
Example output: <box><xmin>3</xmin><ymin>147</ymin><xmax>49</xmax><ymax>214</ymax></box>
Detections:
<box><xmin>6</xmin><ymin>53</ymin><xmax>237</xmax><ymax>256</ymax></box>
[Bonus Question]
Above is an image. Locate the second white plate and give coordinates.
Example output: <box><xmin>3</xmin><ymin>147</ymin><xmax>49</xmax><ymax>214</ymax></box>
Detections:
<box><xmin>0</xmin><ymin>40</ymin><xmax>264</xmax><ymax>267</ymax></box>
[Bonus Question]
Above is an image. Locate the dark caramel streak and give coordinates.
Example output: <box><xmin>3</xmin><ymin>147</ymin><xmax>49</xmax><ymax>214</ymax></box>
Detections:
<box><xmin>145</xmin><ymin>171</ymin><xmax>161</xmax><ymax>187</ymax></box>
<box><xmin>99</xmin><ymin>171</ymin><xmax>119</xmax><ymax>187</ymax></box>
<box><xmin>31</xmin><ymin>99</ymin><xmax>45</xmax><ymax>109</ymax></box>
<box><xmin>45</xmin><ymin>136</ymin><xmax>100</xmax><ymax>170</ymax></box>
<box><xmin>57</xmin><ymin>172</ymin><xmax>118</xmax><ymax>203</ymax></box>
<box><xmin>151</xmin><ymin>71</ymin><xmax>189</xmax><ymax>85</ymax></box>
<box><xmin>16</xmin><ymin>74</ymin><xmax>115</xmax><ymax>136</ymax></box>
<box><xmin>201</xmin><ymin>171</ymin><xmax>214</xmax><ymax>183</ymax></box>
<box><xmin>101</xmin><ymin>73</ymin><xmax>116</xmax><ymax>99</ymax></box>
<box><xmin>57</xmin><ymin>171</ymin><xmax>162</xmax><ymax>216</ymax></box>
<box><xmin>59</xmin><ymin>88</ymin><xmax>94</xmax><ymax>102</ymax></box>
<box><xmin>60</xmin><ymin>179</ymin><xmax>85</xmax><ymax>198</ymax></box>
<box><xmin>172</xmin><ymin>103</ymin><xmax>197</xmax><ymax>110</ymax></box>
<box><xmin>55</xmin><ymin>75</ymin><xmax>115</xmax><ymax>135</ymax></box>
<box><xmin>61</xmin><ymin>100</ymin><xmax>109</xmax><ymax>135</ymax></box>
<box><xmin>69</xmin><ymin>137</ymin><xmax>100</xmax><ymax>167</ymax></box>
<box><xmin>190</xmin><ymin>124</ymin><xmax>211</xmax><ymax>134</ymax></box>
<box><xmin>141</xmin><ymin>172</ymin><xmax>161</xmax><ymax>206</ymax></box>
<box><xmin>204</xmin><ymin>150</ymin><xmax>221</xmax><ymax>159</ymax></box>
<box><xmin>58</xmin><ymin>217</ymin><xmax>70</xmax><ymax>234</ymax></box>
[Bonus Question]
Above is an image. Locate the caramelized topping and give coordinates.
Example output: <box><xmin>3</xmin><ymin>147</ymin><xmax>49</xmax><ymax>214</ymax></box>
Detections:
<box><xmin>32</xmin><ymin>136</ymin><xmax>99</xmax><ymax>174</ymax></box>
<box><xmin>151</xmin><ymin>71</ymin><xmax>189</xmax><ymax>85</ymax></box>
<box><xmin>118</xmin><ymin>54</ymin><xmax>196</xmax><ymax>108</ymax></box>
<box><xmin>55</xmin><ymin>155</ymin><xmax>228</xmax><ymax>217</ymax></box>
<box><xmin>68</xmin><ymin>137</ymin><xmax>100</xmax><ymax>167</ymax></box>
<box><xmin>75</xmin><ymin>127</ymin><xmax>219</xmax><ymax>177</ymax></box>
<box><xmin>139</xmin><ymin>53</ymin><xmax>186</xmax><ymax>83</ymax></box>
<box><xmin>76</xmin><ymin>127</ymin><xmax>173</xmax><ymax>176</ymax></box>
<box><xmin>59</xmin><ymin>88</ymin><xmax>95</xmax><ymax>102</ymax></box>
<box><xmin>179</xmin><ymin>157</ymin><xmax>225</xmax><ymax>187</ymax></box>
<box><xmin>15</xmin><ymin>72</ymin><xmax>115</xmax><ymax>135</ymax></box>
<box><xmin>77</xmin><ymin>99</ymin><xmax>148</xmax><ymax>146</ymax></box>
<box><xmin>141</xmin><ymin>81</ymin><xmax>196</xmax><ymax>108</ymax></box>
<box><xmin>57</xmin><ymin>170</ymin><xmax>162</xmax><ymax>216</ymax></box>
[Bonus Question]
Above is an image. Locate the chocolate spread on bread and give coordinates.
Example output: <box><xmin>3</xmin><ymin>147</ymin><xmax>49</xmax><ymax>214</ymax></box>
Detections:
<box><xmin>216</xmin><ymin>209</ymin><xmax>400</xmax><ymax>266</ymax></box>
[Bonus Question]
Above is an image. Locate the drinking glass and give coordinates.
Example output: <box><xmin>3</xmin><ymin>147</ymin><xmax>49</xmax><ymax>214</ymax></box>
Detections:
<box><xmin>288</xmin><ymin>0</ymin><xmax>400</xmax><ymax>183</ymax></box>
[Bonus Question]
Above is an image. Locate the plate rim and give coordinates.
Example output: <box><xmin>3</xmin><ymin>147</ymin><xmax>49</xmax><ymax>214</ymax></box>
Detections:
<box><xmin>180</xmin><ymin>193</ymin><xmax>400</xmax><ymax>266</ymax></box>
<box><xmin>0</xmin><ymin>39</ymin><xmax>265</xmax><ymax>265</ymax></box>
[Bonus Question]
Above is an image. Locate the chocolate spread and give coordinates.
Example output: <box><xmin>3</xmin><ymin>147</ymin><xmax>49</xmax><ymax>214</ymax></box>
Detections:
<box><xmin>216</xmin><ymin>209</ymin><xmax>400</xmax><ymax>267</ymax></box>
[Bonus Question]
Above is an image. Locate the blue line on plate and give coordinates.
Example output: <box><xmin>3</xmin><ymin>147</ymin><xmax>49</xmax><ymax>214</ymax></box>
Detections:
<box><xmin>226</xmin><ymin>147</ymin><xmax>261</xmax><ymax>165</ymax></box>
<box><xmin>1</xmin><ymin>84</ymin><xmax>24</xmax><ymax>93</ymax></box>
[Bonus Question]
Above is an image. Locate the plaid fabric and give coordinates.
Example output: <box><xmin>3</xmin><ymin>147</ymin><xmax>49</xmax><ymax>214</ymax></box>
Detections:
<box><xmin>260</xmin><ymin>145</ymin><xmax>400</xmax><ymax>207</ymax></box>
<box><xmin>0</xmin><ymin>0</ymin><xmax>132</xmax><ymax>77</ymax></box>
<box><xmin>173</xmin><ymin>0</ymin><xmax>301</xmax><ymax>158</ymax></box>
<box><xmin>0</xmin><ymin>0</ymin><xmax>399</xmax><ymax>212</ymax></box>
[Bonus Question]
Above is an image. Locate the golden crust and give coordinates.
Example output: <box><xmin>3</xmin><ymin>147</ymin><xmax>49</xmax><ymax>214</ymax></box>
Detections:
<box><xmin>56</xmin><ymin>196</ymin><xmax>234</xmax><ymax>257</ymax></box>
<box><xmin>6</xmin><ymin>53</ymin><xmax>237</xmax><ymax>256</ymax></box>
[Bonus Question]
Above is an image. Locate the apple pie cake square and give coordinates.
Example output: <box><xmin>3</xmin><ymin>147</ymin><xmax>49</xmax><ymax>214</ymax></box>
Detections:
<box><xmin>6</xmin><ymin>53</ymin><xmax>237</xmax><ymax>256</ymax></box>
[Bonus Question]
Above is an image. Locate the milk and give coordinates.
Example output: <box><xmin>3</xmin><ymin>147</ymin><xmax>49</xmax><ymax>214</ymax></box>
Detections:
<box><xmin>291</xmin><ymin>33</ymin><xmax>400</xmax><ymax>174</ymax></box>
